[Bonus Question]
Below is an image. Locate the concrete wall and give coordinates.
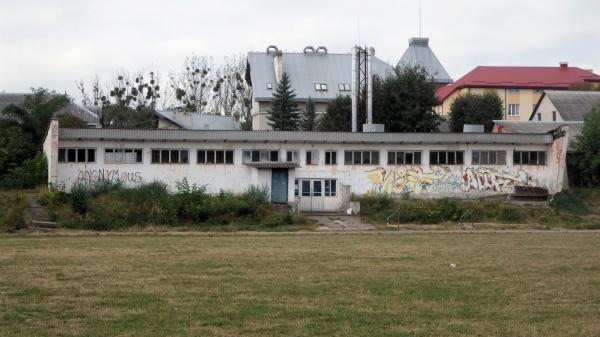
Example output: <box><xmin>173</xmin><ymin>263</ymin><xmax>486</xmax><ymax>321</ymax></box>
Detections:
<box><xmin>43</xmin><ymin>120</ymin><xmax>59</xmax><ymax>186</ymax></box>
<box><xmin>436</xmin><ymin>88</ymin><xmax>544</xmax><ymax>121</ymax></box>
<box><xmin>46</xmin><ymin>135</ymin><xmax>567</xmax><ymax>211</ymax></box>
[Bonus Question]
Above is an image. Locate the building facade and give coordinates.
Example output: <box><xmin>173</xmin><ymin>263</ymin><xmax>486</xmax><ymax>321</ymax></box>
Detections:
<box><xmin>435</xmin><ymin>64</ymin><xmax>600</xmax><ymax>120</ymax></box>
<box><xmin>44</xmin><ymin>120</ymin><xmax>570</xmax><ymax>212</ymax></box>
<box><xmin>530</xmin><ymin>90</ymin><xmax>600</xmax><ymax>122</ymax></box>
<box><xmin>245</xmin><ymin>46</ymin><xmax>393</xmax><ymax>130</ymax></box>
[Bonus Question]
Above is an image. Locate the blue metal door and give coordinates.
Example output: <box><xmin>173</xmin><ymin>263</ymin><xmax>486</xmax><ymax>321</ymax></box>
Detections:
<box><xmin>271</xmin><ymin>169</ymin><xmax>289</xmax><ymax>204</ymax></box>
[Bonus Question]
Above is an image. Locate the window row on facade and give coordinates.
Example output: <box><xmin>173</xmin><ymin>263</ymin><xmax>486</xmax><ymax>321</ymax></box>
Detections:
<box><xmin>58</xmin><ymin>148</ymin><xmax>548</xmax><ymax>166</ymax></box>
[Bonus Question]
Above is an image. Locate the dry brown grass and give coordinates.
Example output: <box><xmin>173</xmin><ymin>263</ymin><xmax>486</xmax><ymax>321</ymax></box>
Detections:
<box><xmin>1</xmin><ymin>233</ymin><xmax>600</xmax><ymax>336</ymax></box>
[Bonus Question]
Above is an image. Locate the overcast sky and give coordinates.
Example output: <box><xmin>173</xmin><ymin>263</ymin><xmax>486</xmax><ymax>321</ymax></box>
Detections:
<box><xmin>1</xmin><ymin>0</ymin><xmax>599</xmax><ymax>100</ymax></box>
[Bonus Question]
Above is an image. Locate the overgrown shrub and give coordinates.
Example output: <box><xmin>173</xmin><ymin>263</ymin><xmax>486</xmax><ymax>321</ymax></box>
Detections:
<box><xmin>44</xmin><ymin>180</ymin><xmax>306</xmax><ymax>230</ymax></box>
<box><xmin>0</xmin><ymin>152</ymin><xmax>47</xmax><ymax>189</ymax></box>
<box><xmin>0</xmin><ymin>191</ymin><xmax>29</xmax><ymax>232</ymax></box>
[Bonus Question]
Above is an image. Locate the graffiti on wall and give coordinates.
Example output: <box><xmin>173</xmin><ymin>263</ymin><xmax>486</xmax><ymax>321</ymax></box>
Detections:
<box><xmin>77</xmin><ymin>169</ymin><xmax>142</xmax><ymax>183</ymax></box>
<box><xmin>463</xmin><ymin>167</ymin><xmax>535</xmax><ymax>192</ymax></box>
<box><xmin>367</xmin><ymin>166</ymin><xmax>539</xmax><ymax>194</ymax></box>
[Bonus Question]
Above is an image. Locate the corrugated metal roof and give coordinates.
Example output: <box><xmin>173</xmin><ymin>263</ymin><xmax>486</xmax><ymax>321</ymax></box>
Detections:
<box><xmin>436</xmin><ymin>66</ymin><xmax>600</xmax><ymax>101</ymax></box>
<box><xmin>0</xmin><ymin>93</ymin><xmax>100</xmax><ymax>125</ymax></box>
<box><xmin>493</xmin><ymin>120</ymin><xmax>583</xmax><ymax>135</ymax></box>
<box><xmin>155</xmin><ymin>110</ymin><xmax>240</xmax><ymax>130</ymax></box>
<box><xmin>397</xmin><ymin>37</ymin><xmax>452</xmax><ymax>84</ymax></box>
<box><xmin>247</xmin><ymin>51</ymin><xmax>393</xmax><ymax>102</ymax></box>
<box><xmin>59</xmin><ymin>128</ymin><xmax>553</xmax><ymax>145</ymax></box>
<box><xmin>543</xmin><ymin>90</ymin><xmax>600</xmax><ymax>121</ymax></box>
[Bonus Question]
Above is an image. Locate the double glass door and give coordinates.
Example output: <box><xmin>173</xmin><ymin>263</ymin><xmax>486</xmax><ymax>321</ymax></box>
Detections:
<box><xmin>298</xmin><ymin>179</ymin><xmax>324</xmax><ymax>212</ymax></box>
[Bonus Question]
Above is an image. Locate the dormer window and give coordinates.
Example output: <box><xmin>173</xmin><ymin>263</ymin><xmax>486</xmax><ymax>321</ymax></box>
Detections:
<box><xmin>266</xmin><ymin>82</ymin><xmax>272</xmax><ymax>90</ymax></box>
<box><xmin>315</xmin><ymin>83</ymin><xmax>328</xmax><ymax>91</ymax></box>
<box><xmin>338</xmin><ymin>83</ymin><xmax>351</xmax><ymax>91</ymax></box>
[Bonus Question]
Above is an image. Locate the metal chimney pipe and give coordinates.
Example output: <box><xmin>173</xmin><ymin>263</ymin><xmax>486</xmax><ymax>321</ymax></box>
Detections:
<box><xmin>351</xmin><ymin>46</ymin><xmax>358</xmax><ymax>133</ymax></box>
<box><xmin>367</xmin><ymin>47</ymin><xmax>375</xmax><ymax>125</ymax></box>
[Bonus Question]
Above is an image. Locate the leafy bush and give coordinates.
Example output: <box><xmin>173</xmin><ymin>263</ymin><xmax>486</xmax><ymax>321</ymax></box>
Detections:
<box><xmin>0</xmin><ymin>191</ymin><xmax>29</xmax><ymax>232</ymax></box>
<box><xmin>0</xmin><ymin>152</ymin><xmax>47</xmax><ymax>189</ymax></box>
<box><xmin>45</xmin><ymin>180</ymin><xmax>306</xmax><ymax>230</ymax></box>
<box><xmin>551</xmin><ymin>190</ymin><xmax>590</xmax><ymax>215</ymax></box>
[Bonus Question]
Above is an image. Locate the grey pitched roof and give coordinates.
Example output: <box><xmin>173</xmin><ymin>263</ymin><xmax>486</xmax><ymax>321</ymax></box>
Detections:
<box><xmin>0</xmin><ymin>93</ymin><xmax>100</xmax><ymax>126</ymax></box>
<box><xmin>58</xmin><ymin>128</ymin><xmax>553</xmax><ymax>145</ymax></box>
<box><xmin>540</xmin><ymin>90</ymin><xmax>600</xmax><ymax>121</ymax></box>
<box><xmin>247</xmin><ymin>51</ymin><xmax>393</xmax><ymax>102</ymax></box>
<box><xmin>397</xmin><ymin>37</ymin><xmax>453</xmax><ymax>84</ymax></box>
<box><xmin>155</xmin><ymin>110</ymin><xmax>240</xmax><ymax>130</ymax></box>
<box><xmin>493</xmin><ymin>120</ymin><xmax>583</xmax><ymax>151</ymax></box>
<box><xmin>493</xmin><ymin>120</ymin><xmax>583</xmax><ymax>134</ymax></box>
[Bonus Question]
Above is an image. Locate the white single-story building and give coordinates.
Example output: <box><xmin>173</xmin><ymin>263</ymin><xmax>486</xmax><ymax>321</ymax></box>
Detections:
<box><xmin>44</xmin><ymin>120</ymin><xmax>571</xmax><ymax>212</ymax></box>
<box><xmin>531</xmin><ymin>90</ymin><xmax>600</xmax><ymax>122</ymax></box>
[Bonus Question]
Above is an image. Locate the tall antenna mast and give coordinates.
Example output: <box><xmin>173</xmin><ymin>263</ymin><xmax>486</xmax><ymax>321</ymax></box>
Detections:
<box><xmin>419</xmin><ymin>0</ymin><xmax>422</xmax><ymax>37</ymax></box>
<box><xmin>357</xmin><ymin>16</ymin><xmax>361</xmax><ymax>45</ymax></box>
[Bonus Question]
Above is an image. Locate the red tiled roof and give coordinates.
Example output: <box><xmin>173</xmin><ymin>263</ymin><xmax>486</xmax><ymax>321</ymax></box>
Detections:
<box><xmin>435</xmin><ymin>66</ymin><xmax>600</xmax><ymax>101</ymax></box>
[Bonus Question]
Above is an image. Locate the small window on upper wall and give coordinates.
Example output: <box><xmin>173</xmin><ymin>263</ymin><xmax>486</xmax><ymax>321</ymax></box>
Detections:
<box><xmin>513</xmin><ymin>151</ymin><xmax>546</xmax><ymax>166</ymax></box>
<box><xmin>471</xmin><ymin>151</ymin><xmax>506</xmax><ymax>165</ymax></box>
<box><xmin>537</xmin><ymin>113</ymin><xmax>541</xmax><ymax>121</ymax></box>
<box><xmin>306</xmin><ymin>150</ymin><xmax>318</xmax><ymax>165</ymax></box>
<box><xmin>344</xmin><ymin>84</ymin><xmax>351</xmax><ymax>91</ymax></box>
<box><xmin>429</xmin><ymin>151</ymin><xmax>464</xmax><ymax>165</ymax></box>
<box><xmin>509</xmin><ymin>88</ymin><xmax>519</xmax><ymax>93</ymax></box>
<box><xmin>58</xmin><ymin>148</ymin><xmax>96</xmax><ymax>163</ymax></box>
<box><xmin>151</xmin><ymin>149</ymin><xmax>189</xmax><ymax>164</ymax></box>
<box><xmin>387</xmin><ymin>151</ymin><xmax>421</xmax><ymax>165</ymax></box>
<box><xmin>315</xmin><ymin>83</ymin><xmax>327</xmax><ymax>91</ymax></box>
<box><xmin>552</xmin><ymin>111</ymin><xmax>557</xmax><ymax>121</ymax></box>
<box><xmin>266</xmin><ymin>82</ymin><xmax>273</xmax><ymax>90</ymax></box>
<box><xmin>508</xmin><ymin>104</ymin><xmax>520</xmax><ymax>116</ymax></box>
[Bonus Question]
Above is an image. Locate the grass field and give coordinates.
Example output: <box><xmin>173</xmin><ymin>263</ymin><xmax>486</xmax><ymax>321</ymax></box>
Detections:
<box><xmin>1</xmin><ymin>233</ymin><xmax>600</xmax><ymax>337</ymax></box>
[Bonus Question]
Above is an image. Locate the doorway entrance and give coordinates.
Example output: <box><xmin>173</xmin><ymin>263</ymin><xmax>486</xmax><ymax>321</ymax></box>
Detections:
<box><xmin>271</xmin><ymin>169</ymin><xmax>289</xmax><ymax>204</ymax></box>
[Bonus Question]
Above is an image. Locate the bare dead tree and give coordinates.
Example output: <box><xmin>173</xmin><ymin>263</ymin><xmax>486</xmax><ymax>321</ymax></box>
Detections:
<box><xmin>169</xmin><ymin>55</ymin><xmax>215</xmax><ymax>113</ymax></box>
<box><xmin>211</xmin><ymin>55</ymin><xmax>253</xmax><ymax>118</ymax></box>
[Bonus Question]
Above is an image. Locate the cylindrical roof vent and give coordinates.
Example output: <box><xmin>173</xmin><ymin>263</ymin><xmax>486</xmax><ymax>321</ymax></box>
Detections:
<box><xmin>266</xmin><ymin>45</ymin><xmax>278</xmax><ymax>54</ymax></box>
<box><xmin>316</xmin><ymin>46</ymin><xmax>328</xmax><ymax>54</ymax></box>
<box><xmin>303</xmin><ymin>46</ymin><xmax>315</xmax><ymax>54</ymax></box>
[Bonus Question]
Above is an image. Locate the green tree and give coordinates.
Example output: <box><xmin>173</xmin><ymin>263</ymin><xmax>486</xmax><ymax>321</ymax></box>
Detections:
<box><xmin>449</xmin><ymin>92</ymin><xmax>503</xmax><ymax>132</ymax></box>
<box><xmin>301</xmin><ymin>97</ymin><xmax>317</xmax><ymax>131</ymax></box>
<box><xmin>318</xmin><ymin>95</ymin><xmax>352</xmax><ymax>132</ymax></box>
<box><xmin>373</xmin><ymin>66</ymin><xmax>441</xmax><ymax>132</ymax></box>
<box><xmin>0</xmin><ymin>127</ymin><xmax>33</xmax><ymax>177</ymax></box>
<box><xmin>267</xmin><ymin>73</ymin><xmax>300</xmax><ymax>131</ymax></box>
<box><xmin>0</xmin><ymin>88</ymin><xmax>70</xmax><ymax>148</ymax></box>
<box><xmin>573</xmin><ymin>106</ymin><xmax>600</xmax><ymax>185</ymax></box>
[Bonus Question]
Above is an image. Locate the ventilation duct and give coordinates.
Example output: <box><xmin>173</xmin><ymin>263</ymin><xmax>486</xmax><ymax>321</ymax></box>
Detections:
<box><xmin>266</xmin><ymin>45</ymin><xmax>278</xmax><ymax>54</ymax></box>
<box><xmin>303</xmin><ymin>46</ymin><xmax>315</xmax><ymax>54</ymax></box>
<box><xmin>316</xmin><ymin>46</ymin><xmax>328</xmax><ymax>54</ymax></box>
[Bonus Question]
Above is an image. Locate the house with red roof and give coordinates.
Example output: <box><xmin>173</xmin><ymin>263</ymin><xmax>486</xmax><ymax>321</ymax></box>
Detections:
<box><xmin>434</xmin><ymin>63</ymin><xmax>600</xmax><ymax>121</ymax></box>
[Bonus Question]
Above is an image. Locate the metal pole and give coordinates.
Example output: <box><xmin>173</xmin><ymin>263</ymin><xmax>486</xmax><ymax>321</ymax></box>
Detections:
<box><xmin>351</xmin><ymin>46</ymin><xmax>358</xmax><ymax>133</ymax></box>
<box><xmin>367</xmin><ymin>47</ymin><xmax>374</xmax><ymax>125</ymax></box>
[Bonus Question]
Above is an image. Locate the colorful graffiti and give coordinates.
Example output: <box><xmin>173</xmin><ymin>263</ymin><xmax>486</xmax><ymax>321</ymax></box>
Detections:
<box><xmin>367</xmin><ymin>166</ymin><xmax>539</xmax><ymax>195</ymax></box>
<box><xmin>367</xmin><ymin>166</ymin><xmax>450</xmax><ymax>194</ymax></box>
<box><xmin>463</xmin><ymin>167</ymin><xmax>535</xmax><ymax>192</ymax></box>
<box><xmin>77</xmin><ymin>169</ymin><xmax>142</xmax><ymax>183</ymax></box>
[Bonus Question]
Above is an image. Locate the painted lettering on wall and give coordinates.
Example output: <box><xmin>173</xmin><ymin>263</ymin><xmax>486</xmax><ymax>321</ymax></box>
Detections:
<box><xmin>367</xmin><ymin>166</ymin><xmax>540</xmax><ymax>194</ymax></box>
<box><xmin>77</xmin><ymin>169</ymin><xmax>142</xmax><ymax>183</ymax></box>
<box><xmin>463</xmin><ymin>167</ymin><xmax>535</xmax><ymax>192</ymax></box>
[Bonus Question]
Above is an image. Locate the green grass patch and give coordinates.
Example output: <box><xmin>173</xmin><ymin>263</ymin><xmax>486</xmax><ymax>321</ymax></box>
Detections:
<box><xmin>0</xmin><ymin>189</ymin><xmax>29</xmax><ymax>231</ymax></box>
<box><xmin>1</xmin><ymin>234</ymin><xmax>600</xmax><ymax>336</ymax></box>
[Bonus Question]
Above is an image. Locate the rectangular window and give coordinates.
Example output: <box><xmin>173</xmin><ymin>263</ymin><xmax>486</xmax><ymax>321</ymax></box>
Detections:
<box><xmin>306</xmin><ymin>150</ymin><xmax>318</xmax><ymax>165</ymax></box>
<box><xmin>197</xmin><ymin>150</ymin><xmax>234</xmax><ymax>164</ymax></box>
<box><xmin>344</xmin><ymin>84</ymin><xmax>351</xmax><ymax>91</ymax></box>
<box><xmin>325</xmin><ymin>151</ymin><xmax>337</xmax><ymax>165</ymax></box>
<box><xmin>301</xmin><ymin>180</ymin><xmax>311</xmax><ymax>197</ymax></box>
<box><xmin>286</xmin><ymin>150</ymin><xmax>298</xmax><ymax>162</ymax></box>
<box><xmin>513</xmin><ymin>151</ymin><xmax>547</xmax><ymax>166</ymax></box>
<box><xmin>344</xmin><ymin>151</ymin><xmax>380</xmax><ymax>165</ymax></box>
<box><xmin>538</xmin><ymin>113</ymin><xmax>541</xmax><ymax>121</ymax></box>
<box><xmin>58</xmin><ymin>148</ymin><xmax>66</xmax><ymax>162</ymax></box>
<box><xmin>294</xmin><ymin>179</ymin><xmax>299</xmax><ymax>197</ymax></box>
<box><xmin>151</xmin><ymin>149</ymin><xmax>189</xmax><ymax>164</ymax></box>
<box><xmin>552</xmin><ymin>111</ymin><xmax>557</xmax><ymax>121</ymax></box>
<box><xmin>508</xmin><ymin>104</ymin><xmax>520</xmax><ymax>116</ymax></box>
<box><xmin>270</xmin><ymin>150</ymin><xmax>279</xmax><ymax>162</ymax></box>
<box><xmin>266</xmin><ymin>82</ymin><xmax>272</xmax><ymax>90</ymax></box>
<box><xmin>429</xmin><ymin>151</ymin><xmax>464</xmax><ymax>165</ymax></box>
<box><xmin>388</xmin><ymin>151</ymin><xmax>422</xmax><ymax>165</ymax></box>
<box><xmin>324</xmin><ymin>179</ymin><xmax>337</xmax><ymax>197</ymax></box>
<box><xmin>337</xmin><ymin>83</ymin><xmax>351</xmax><ymax>91</ymax></box>
<box><xmin>471</xmin><ymin>151</ymin><xmax>506</xmax><ymax>165</ymax></box>
<box><xmin>509</xmin><ymin>88</ymin><xmax>519</xmax><ymax>93</ymax></box>
<box><xmin>313</xmin><ymin>180</ymin><xmax>322</xmax><ymax>197</ymax></box>
<box><xmin>58</xmin><ymin>148</ymin><xmax>96</xmax><ymax>163</ymax></box>
<box><xmin>315</xmin><ymin>83</ymin><xmax>328</xmax><ymax>91</ymax></box>
<box><xmin>104</xmin><ymin>148</ymin><xmax>142</xmax><ymax>164</ymax></box>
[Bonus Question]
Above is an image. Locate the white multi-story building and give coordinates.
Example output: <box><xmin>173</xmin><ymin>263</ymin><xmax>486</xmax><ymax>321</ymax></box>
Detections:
<box><xmin>44</xmin><ymin>120</ymin><xmax>571</xmax><ymax>212</ymax></box>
